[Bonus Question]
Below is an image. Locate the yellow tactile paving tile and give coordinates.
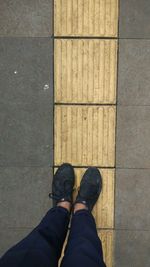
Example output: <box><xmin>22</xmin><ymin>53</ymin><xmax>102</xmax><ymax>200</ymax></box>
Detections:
<box><xmin>54</xmin><ymin>105</ymin><xmax>116</xmax><ymax>167</ymax></box>
<box><xmin>54</xmin><ymin>168</ymin><xmax>115</xmax><ymax>228</ymax></box>
<box><xmin>98</xmin><ymin>230</ymin><xmax>114</xmax><ymax>267</ymax></box>
<box><xmin>54</xmin><ymin>0</ymin><xmax>118</xmax><ymax>37</ymax></box>
<box><xmin>59</xmin><ymin>230</ymin><xmax>114</xmax><ymax>267</ymax></box>
<box><xmin>55</xmin><ymin>39</ymin><xmax>118</xmax><ymax>104</ymax></box>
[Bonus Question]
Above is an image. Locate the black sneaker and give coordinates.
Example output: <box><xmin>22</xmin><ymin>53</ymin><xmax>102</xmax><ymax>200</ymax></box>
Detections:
<box><xmin>74</xmin><ymin>167</ymin><xmax>102</xmax><ymax>212</ymax></box>
<box><xmin>49</xmin><ymin>163</ymin><xmax>75</xmax><ymax>207</ymax></box>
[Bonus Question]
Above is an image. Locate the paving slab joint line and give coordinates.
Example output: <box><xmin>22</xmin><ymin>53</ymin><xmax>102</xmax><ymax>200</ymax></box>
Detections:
<box><xmin>54</xmin><ymin>165</ymin><xmax>115</xmax><ymax>169</ymax></box>
<box><xmin>55</xmin><ymin>103</ymin><xmax>117</xmax><ymax>106</ymax></box>
<box><xmin>54</xmin><ymin>36</ymin><xmax>119</xmax><ymax>40</ymax></box>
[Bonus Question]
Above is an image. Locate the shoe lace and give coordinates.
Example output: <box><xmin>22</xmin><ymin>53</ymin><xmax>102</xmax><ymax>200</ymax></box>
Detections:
<box><xmin>49</xmin><ymin>176</ymin><xmax>75</xmax><ymax>201</ymax></box>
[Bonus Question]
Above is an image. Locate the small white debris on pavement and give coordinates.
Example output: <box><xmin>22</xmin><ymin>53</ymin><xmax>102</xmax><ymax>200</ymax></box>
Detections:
<box><xmin>43</xmin><ymin>84</ymin><xmax>49</xmax><ymax>90</ymax></box>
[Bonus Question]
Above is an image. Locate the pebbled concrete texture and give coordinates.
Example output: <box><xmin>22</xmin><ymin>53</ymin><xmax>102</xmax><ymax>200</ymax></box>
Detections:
<box><xmin>0</xmin><ymin>167</ymin><xmax>53</xmax><ymax>257</ymax></box>
<box><xmin>0</xmin><ymin>38</ymin><xmax>53</xmax><ymax>166</ymax></box>
<box><xmin>0</xmin><ymin>167</ymin><xmax>53</xmax><ymax>229</ymax></box>
<box><xmin>0</xmin><ymin>0</ymin><xmax>53</xmax><ymax>37</ymax></box>
<box><xmin>115</xmin><ymin>1</ymin><xmax>150</xmax><ymax>265</ymax></box>
<box><xmin>0</xmin><ymin>2</ymin><xmax>54</xmax><ymax>254</ymax></box>
<box><xmin>115</xmin><ymin>169</ymin><xmax>150</xmax><ymax>230</ymax></box>
<box><xmin>119</xmin><ymin>0</ymin><xmax>150</xmax><ymax>38</ymax></box>
<box><xmin>118</xmin><ymin>40</ymin><xmax>150</xmax><ymax>105</ymax></box>
<box><xmin>0</xmin><ymin>228</ymin><xmax>32</xmax><ymax>257</ymax></box>
<box><xmin>116</xmin><ymin>106</ymin><xmax>150</xmax><ymax>168</ymax></box>
<box><xmin>115</xmin><ymin>230</ymin><xmax>150</xmax><ymax>267</ymax></box>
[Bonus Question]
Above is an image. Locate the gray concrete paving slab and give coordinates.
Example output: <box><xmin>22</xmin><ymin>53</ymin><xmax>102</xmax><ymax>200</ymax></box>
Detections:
<box><xmin>115</xmin><ymin>230</ymin><xmax>150</xmax><ymax>267</ymax></box>
<box><xmin>0</xmin><ymin>228</ymin><xmax>32</xmax><ymax>257</ymax></box>
<box><xmin>115</xmin><ymin>169</ymin><xmax>150</xmax><ymax>230</ymax></box>
<box><xmin>0</xmin><ymin>167</ymin><xmax>53</xmax><ymax>228</ymax></box>
<box><xmin>0</xmin><ymin>38</ymin><xmax>53</xmax><ymax>166</ymax></box>
<box><xmin>0</xmin><ymin>0</ymin><xmax>53</xmax><ymax>37</ymax></box>
<box><xmin>118</xmin><ymin>40</ymin><xmax>150</xmax><ymax>105</ymax></box>
<box><xmin>116</xmin><ymin>106</ymin><xmax>150</xmax><ymax>168</ymax></box>
<box><xmin>119</xmin><ymin>0</ymin><xmax>150</xmax><ymax>38</ymax></box>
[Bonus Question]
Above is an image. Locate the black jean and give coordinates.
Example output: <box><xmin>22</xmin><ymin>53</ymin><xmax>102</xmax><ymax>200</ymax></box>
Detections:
<box><xmin>0</xmin><ymin>207</ymin><xmax>106</xmax><ymax>267</ymax></box>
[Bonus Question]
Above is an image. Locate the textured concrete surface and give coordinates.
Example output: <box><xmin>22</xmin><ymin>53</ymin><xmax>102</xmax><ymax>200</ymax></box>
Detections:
<box><xmin>119</xmin><ymin>0</ymin><xmax>150</xmax><ymax>38</ymax></box>
<box><xmin>0</xmin><ymin>38</ymin><xmax>53</xmax><ymax>166</ymax></box>
<box><xmin>115</xmin><ymin>230</ymin><xmax>150</xmax><ymax>267</ymax></box>
<box><xmin>0</xmin><ymin>167</ymin><xmax>53</xmax><ymax>229</ymax></box>
<box><xmin>118</xmin><ymin>40</ymin><xmax>150</xmax><ymax>105</ymax></box>
<box><xmin>115</xmin><ymin>1</ymin><xmax>150</xmax><ymax>265</ymax></box>
<box><xmin>0</xmin><ymin>228</ymin><xmax>32</xmax><ymax>256</ymax></box>
<box><xmin>0</xmin><ymin>0</ymin><xmax>53</xmax><ymax>36</ymax></box>
<box><xmin>115</xmin><ymin>169</ymin><xmax>150</xmax><ymax>230</ymax></box>
<box><xmin>0</xmin><ymin>2</ymin><xmax>54</xmax><ymax>256</ymax></box>
<box><xmin>116</xmin><ymin>106</ymin><xmax>150</xmax><ymax>168</ymax></box>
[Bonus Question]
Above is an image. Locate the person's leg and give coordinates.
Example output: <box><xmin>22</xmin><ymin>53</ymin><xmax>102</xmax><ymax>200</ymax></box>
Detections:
<box><xmin>61</xmin><ymin>167</ymin><xmax>106</xmax><ymax>267</ymax></box>
<box><xmin>61</xmin><ymin>208</ymin><xmax>106</xmax><ymax>267</ymax></box>
<box><xmin>0</xmin><ymin>206</ymin><xmax>70</xmax><ymax>267</ymax></box>
<box><xmin>0</xmin><ymin>163</ymin><xmax>75</xmax><ymax>267</ymax></box>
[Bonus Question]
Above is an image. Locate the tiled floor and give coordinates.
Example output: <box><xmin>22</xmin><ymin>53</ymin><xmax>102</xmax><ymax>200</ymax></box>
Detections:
<box><xmin>115</xmin><ymin>1</ymin><xmax>150</xmax><ymax>266</ymax></box>
<box><xmin>54</xmin><ymin>105</ymin><xmax>116</xmax><ymax>167</ymax></box>
<box><xmin>0</xmin><ymin>0</ymin><xmax>54</xmax><ymax>257</ymax></box>
<box><xmin>54</xmin><ymin>0</ymin><xmax>118</xmax><ymax>37</ymax></box>
<box><xmin>0</xmin><ymin>167</ymin><xmax>53</xmax><ymax>228</ymax></box>
<box><xmin>0</xmin><ymin>0</ymin><xmax>53</xmax><ymax>36</ymax></box>
<box><xmin>54</xmin><ymin>1</ymin><xmax>118</xmax><ymax>266</ymax></box>
<box><xmin>119</xmin><ymin>0</ymin><xmax>150</xmax><ymax>38</ymax></box>
<box><xmin>0</xmin><ymin>38</ymin><xmax>53</xmax><ymax>166</ymax></box>
<box><xmin>54</xmin><ymin>39</ymin><xmax>117</xmax><ymax>104</ymax></box>
<box><xmin>0</xmin><ymin>1</ymin><xmax>150</xmax><ymax>267</ymax></box>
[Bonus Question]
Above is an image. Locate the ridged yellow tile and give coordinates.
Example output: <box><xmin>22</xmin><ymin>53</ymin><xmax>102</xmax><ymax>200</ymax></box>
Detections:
<box><xmin>54</xmin><ymin>105</ymin><xmax>116</xmax><ymax>167</ymax></box>
<box><xmin>55</xmin><ymin>39</ymin><xmax>117</xmax><ymax>104</ymax></box>
<box><xmin>54</xmin><ymin>0</ymin><xmax>118</xmax><ymax>37</ymax></box>
<box><xmin>98</xmin><ymin>230</ymin><xmax>114</xmax><ymax>267</ymax></box>
<box><xmin>59</xmin><ymin>230</ymin><xmax>114</xmax><ymax>267</ymax></box>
